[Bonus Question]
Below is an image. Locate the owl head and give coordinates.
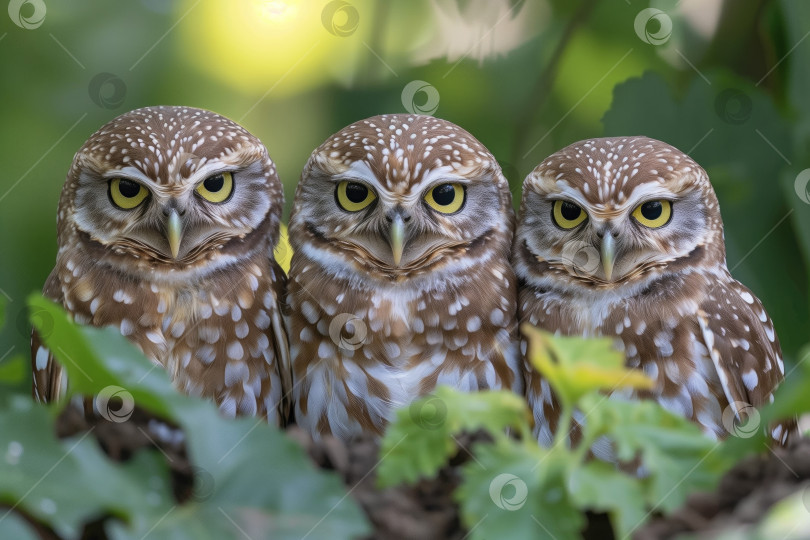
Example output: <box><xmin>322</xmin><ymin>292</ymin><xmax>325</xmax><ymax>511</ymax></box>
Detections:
<box><xmin>57</xmin><ymin>106</ymin><xmax>282</xmax><ymax>277</ymax></box>
<box><xmin>513</xmin><ymin>136</ymin><xmax>725</xmax><ymax>291</ymax></box>
<box><xmin>289</xmin><ymin>114</ymin><xmax>514</xmax><ymax>281</ymax></box>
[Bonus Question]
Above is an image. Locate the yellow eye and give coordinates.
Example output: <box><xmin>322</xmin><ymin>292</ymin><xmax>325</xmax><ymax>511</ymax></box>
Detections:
<box><xmin>109</xmin><ymin>178</ymin><xmax>148</xmax><ymax>210</ymax></box>
<box><xmin>196</xmin><ymin>172</ymin><xmax>234</xmax><ymax>203</ymax></box>
<box><xmin>424</xmin><ymin>183</ymin><xmax>465</xmax><ymax>214</ymax></box>
<box><xmin>336</xmin><ymin>181</ymin><xmax>376</xmax><ymax>212</ymax></box>
<box><xmin>552</xmin><ymin>200</ymin><xmax>587</xmax><ymax>229</ymax></box>
<box><xmin>632</xmin><ymin>200</ymin><xmax>672</xmax><ymax>228</ymax></box>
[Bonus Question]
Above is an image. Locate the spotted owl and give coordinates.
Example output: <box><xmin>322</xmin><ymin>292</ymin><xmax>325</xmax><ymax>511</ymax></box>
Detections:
<box><xmin>287</xmin><ymin>114</ymin><xmax>522</xmax><ymax>441</ymax></box>
<box><xmin>31</xmin><ymin>106</ymin><xmax>291</xmax><ymax>424</ymax></box>
<box><xmin>513</xmin><ymin>136</ymin><xmax>794</xmax><ymax>449</ymax></box>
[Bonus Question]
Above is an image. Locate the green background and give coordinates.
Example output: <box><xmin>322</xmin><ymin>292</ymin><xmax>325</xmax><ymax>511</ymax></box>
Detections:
<box><xmin>1</xmin><ymin>0</ymin><xmax>809</xmax><ymax>396</ymax></box>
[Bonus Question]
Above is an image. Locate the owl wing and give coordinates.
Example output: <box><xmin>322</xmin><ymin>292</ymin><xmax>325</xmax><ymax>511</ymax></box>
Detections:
<box><xmin>696</xmin><ymin>275</ymin><xmax>794</xmax><ymax>444</ymax></box>
<box><xmin>31</xmin><ymin>269</ymin><xmax>67</xmax><ymax>403</ymax></box>
<box><xmin>269</xmin><ymin>259</ymin><xmax>293</xmax><ymax>424</ymax></box>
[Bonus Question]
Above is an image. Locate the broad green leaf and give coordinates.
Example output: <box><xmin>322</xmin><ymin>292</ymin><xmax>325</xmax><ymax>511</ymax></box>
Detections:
<box><xmin>523</xmin><ymin>325</ymin><xmax>653</xmax><ymax>407</ymax></box>
<box><xmin>457</xmin><ymin>440</ymin><xmax>584</xmax><ymax>540</ymax></box>
<box><xmin>567</xmin><ymin>460</ymin><xmax>647</xmax><ymax>538</ymax></box>
<box><xmin>579</xmin><ymin>394</ymin><xmax>730</xmax><ymax>514</ymax></box>
<box><xmin>0</xmin><ymin>397</ymin><xmax>173</xmax><ymax>540</ymax></box>
<box><xmin>27</xmin><ymin>295</ymin><xmax>369</xmax><ymax>540</ymax></box>
<box><xmin>0</xmin><ymin>511</ymin><xmax>39</xmax><ymax>540</ymax></box>
<box><xmin>378</xmin><ymin>387</ymin><xmax>530</xmax><ymax>487</ymax></box>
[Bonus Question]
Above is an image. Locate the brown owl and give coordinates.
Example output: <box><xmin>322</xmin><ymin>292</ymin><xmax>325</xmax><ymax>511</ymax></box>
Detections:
<box><xmin>513</xmin><ymin>136</ymin><xmax>793</xmax><ymax>450</ymax></box>
<box><xmin>31</xmin><ymin>106</ymin><xmax>291</xmax><ymax>424</ymax></box>
<box><xmin>287</xmin><ymin>114</ymin><xmax>521</xmax><ymax>441</ymax></box>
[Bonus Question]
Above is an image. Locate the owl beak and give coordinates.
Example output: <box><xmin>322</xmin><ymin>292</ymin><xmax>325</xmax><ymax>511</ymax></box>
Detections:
<box><xmin>601</xmin><ymin>234</ymin><xmax>616</xmax><ymax>281</ymax></box>
<box><xmin>166</xmin><ymin>208</ymin><xmax>183</xmax><ymax>259</ymax></box>
<box><xmin>390</xmin><ymin>213</ymin><xmax>405</xmax><ymax>267</ymax></box>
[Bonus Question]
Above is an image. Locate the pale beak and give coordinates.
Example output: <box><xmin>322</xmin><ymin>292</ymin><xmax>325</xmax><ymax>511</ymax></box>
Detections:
<box><xmin>600</xmin><ymin>234</ymin><xmax>616</xmax><ymax>281</ymax></box>
<box><xmin>166</xmin><ymin>208</ymin><xmax>183</xmax><ymax>259</ymax></box>
<box><xmin>390</xmin><ymin>213</ymin><xmax>405</xmax><ymax>267</ymax></box>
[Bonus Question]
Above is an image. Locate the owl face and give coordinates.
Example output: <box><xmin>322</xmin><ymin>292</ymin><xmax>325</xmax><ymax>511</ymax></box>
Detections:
<box><xmin>290</xmin><ymin>114</ymin><xmax>513</xmax><ymax>280</ymax></box>
<box><xmin>61</xmin><ymin>106</ymin><xmax>281</xmax><ymax>277</ymax></box>
<box><xmin>515</xmin><ymin>136</ymin><xmax>725</xmax><ymax>290</ymax></box>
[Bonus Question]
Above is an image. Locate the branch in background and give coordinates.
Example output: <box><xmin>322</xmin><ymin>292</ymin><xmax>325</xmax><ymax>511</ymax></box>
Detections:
<box><xmin>510</xmin><ymin>0</ymin><xmax>600</xmax><ymax>170</ymax></box>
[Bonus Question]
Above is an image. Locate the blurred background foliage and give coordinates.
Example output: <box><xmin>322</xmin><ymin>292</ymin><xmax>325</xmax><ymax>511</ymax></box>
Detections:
<box><xmin>1</xmin><ymin>0</ymin><xmax>809</xmax><ymax>397</ymax></box>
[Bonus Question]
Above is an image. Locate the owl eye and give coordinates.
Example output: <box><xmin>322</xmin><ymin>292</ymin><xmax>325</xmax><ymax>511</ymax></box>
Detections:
<box><xmin>424</xmin><ymin>183</ymin><xmax>465</xmax><ymax>214</ymax></box>
<box><xmin>109</xmin><ymin>178</ymin><xmax>149</xmax><ymax>210</ymax></box>
<box><xmin>196</xmin><ymin>172</ymin><xmax>234</xmax><ymax>203</ymax></box>
<box><xmin>552</xmin><ymin>200</ymin><xmax>587</xmax><ymax>229</ymax></box>
<box><xmin>632</xmin><ymin>200</ymin><xmax>672</xmax><ymax>228</ymax></box>
<box><xmin>336</xmin><ymin>181</ymin><xmax>376</xmax><ymax>212</ymax></box>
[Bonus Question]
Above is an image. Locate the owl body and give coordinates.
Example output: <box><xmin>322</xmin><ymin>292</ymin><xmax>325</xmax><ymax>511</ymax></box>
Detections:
<box><xmin>514</xmin><ymin>136</ymin><xmax>791</xmax><ymax>447</ymax></box>
<box><xmin>32</xmin><ymin>106</ymin><xmax>290</xmax><ymax>424</ymax></box>
<box><xmin>288</xmin><ymin>114</ymin><xmax>520</xmax><ymax>441</ymax></box>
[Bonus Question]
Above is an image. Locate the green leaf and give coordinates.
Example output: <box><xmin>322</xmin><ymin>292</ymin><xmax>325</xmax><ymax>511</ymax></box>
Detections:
<box><xmin>0</xmin><ymin>397</ymin><xmax>174</xmax><ymax>539</ymax></box>
<box><xmin>377</xmin><ymin>387</ymin><xmax>530</xmax><ymax>487</ymax></box>
<box><xmin>523</xmin><ymin>325</ymin><xmax>653</xmax><ymax>408</ymax></box>
<box><xmin>26</xmin><ymin>295</ymin><xmax>370</xmax><ymax>540</ymax></box>
<box><xmin>457</xmin><ymin>440</ymin><xmax>584</xmax><ymax>540</ymax></box>
<box><xmin>567</xmin><ymin>460</ymin><xmax>647</xmax><ymax>538</ymax></box>
<box><xmin>0</xmin><ymin>511</ymin><xmax>39</xmax><ymax>540</ymax></box>
<box><xmin>579</xmin><ymin>394</ymin><xmax>730</xmax><ymax>514</ymax></box>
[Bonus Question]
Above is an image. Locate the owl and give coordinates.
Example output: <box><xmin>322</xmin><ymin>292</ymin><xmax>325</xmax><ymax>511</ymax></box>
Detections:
<box><xmin>513</xmin><ymin>136</ymin><xmax>793</xmax><ymax>449</ymax></box>
<box><xmin>287</xmin><ymin>114</ymin><xmax>522</xmax><ymax>441</ymax></box>
<box><xmin>31</xmin><ymin>106</ymin><xmax>291</xmax><ymax>424</ymax></box>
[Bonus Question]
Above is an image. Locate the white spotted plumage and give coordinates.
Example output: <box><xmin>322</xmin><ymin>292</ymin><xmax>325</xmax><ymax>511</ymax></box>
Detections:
<box><xmin>513</xmin><ymin>136</ymin><xmax>794</xmax><ymax>447</ymax></box>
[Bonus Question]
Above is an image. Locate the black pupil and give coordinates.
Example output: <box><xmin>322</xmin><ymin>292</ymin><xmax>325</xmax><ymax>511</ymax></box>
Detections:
<box><xmin>345</xmin><ymin>183</ymin><xmax>368</xmax><ymax>203</ymax></box>
<box><xmin>433</xmin><ymin>184</ymin><xmax>456</xmax><ymax>206</ymax></box>
<box><xmin>560</xmin><ymin>201</ymin><xmax>581</xmax><ymax>220</ymax></box>
<box><xmin>641</xmin><ymin>201</ymin><xmax>663</xmax><ymax>220</ymax></box>
<box><xmin>204</xmin><ymin>175</ymin><xmax>225</xmax><ymax>192</ymax></box>
<box><xmin>118</xmin><ymin>180</ymin><xmax>140</xmax><ymax>198</ymax></box>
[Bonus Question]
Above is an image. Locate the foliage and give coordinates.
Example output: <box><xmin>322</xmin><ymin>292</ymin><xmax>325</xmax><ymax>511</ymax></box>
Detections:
<box><xmin>378</xmin><ymin>327</ymin><xmax>793</xmax><ymax>540</ymax></box>
<box><xmin>0</xmin><ymin>295</ymin><xmax>369</xmax><ymax>540</ymax></box>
